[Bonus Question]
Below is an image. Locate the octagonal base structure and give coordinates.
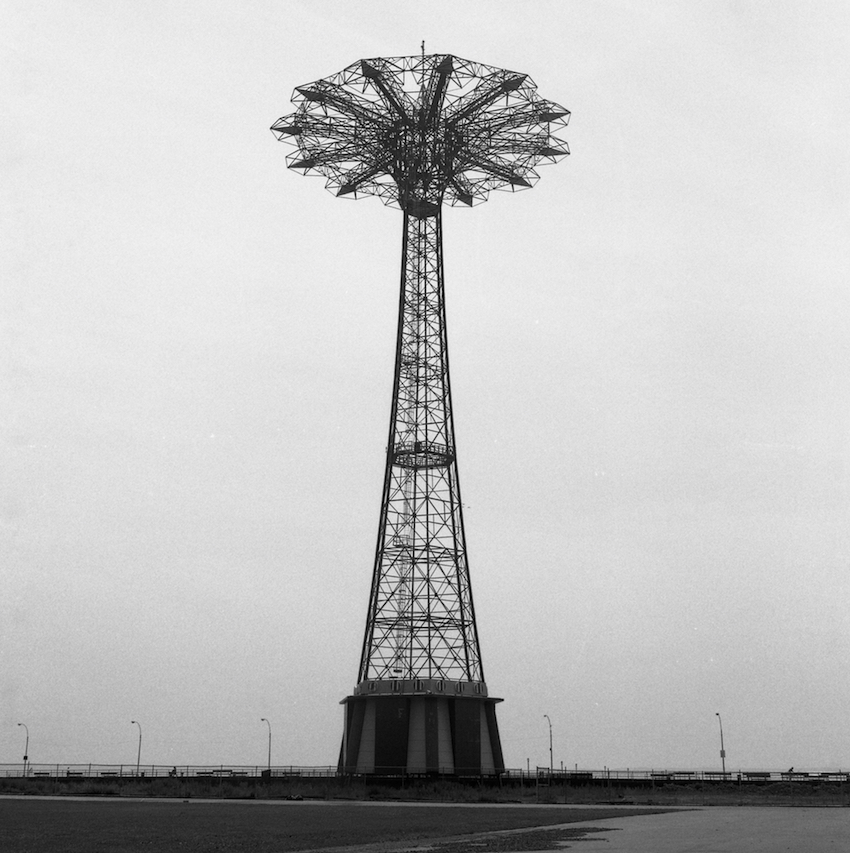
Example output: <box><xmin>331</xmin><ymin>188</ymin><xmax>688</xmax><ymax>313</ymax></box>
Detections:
<box><xmin>338</xmin><ymin>679</ymin><xmax>504</xmax><ymax>776</ymax></box>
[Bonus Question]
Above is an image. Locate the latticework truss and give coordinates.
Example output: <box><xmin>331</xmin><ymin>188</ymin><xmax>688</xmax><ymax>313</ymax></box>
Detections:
<box><xmin>272</xmin><ymin>54</ymin><xmax>569</xmax><ymax>686</ymax></box>
<box><xmin>271</xmin><ymin>53</ymin><xmax>569</xmax><ymax>216</ymax></box>
<box><xmin>359</xmin><ymin>210</ymin><xmax>480</xmax><ymax>682</ymax></box>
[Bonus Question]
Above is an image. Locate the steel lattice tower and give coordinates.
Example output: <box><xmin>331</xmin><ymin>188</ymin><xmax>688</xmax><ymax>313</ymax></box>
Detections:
<box><xmin>272</xmin><ymin>53</ymin><xmax>569</xmax><ymax>776</ymax></box>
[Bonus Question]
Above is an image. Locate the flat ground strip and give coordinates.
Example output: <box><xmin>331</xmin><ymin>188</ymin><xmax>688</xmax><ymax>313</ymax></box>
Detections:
<box><xmin>0</xmin><ymin>800</ymin><xmax>670</xmax><ymax>853</ymax></box>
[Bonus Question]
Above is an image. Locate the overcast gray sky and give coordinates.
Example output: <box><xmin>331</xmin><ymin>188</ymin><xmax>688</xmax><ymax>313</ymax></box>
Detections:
<box><xmin>4</xmin><ymin>1</ymin><xmax>849</xmax><ymax>772</ymax></box>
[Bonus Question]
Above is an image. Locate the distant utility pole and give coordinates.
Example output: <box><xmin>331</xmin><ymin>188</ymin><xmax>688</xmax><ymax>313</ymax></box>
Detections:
<box><xmin>17</xmin><ymin>723</ymin><xmax>29</xmax><ymax>776</ymax></box>
<box><xmin>131</xmin><ymin>720</ymin><xmax>142</xmax><ymax>776</ymax></box>
<box><xmin>261</xmin><ymin>718</ymin><xmax>272</xmax><ymax>772</ymax></box>
<box><xmin>544</xmin><ymin>715</ymin><xmax>553</xmax><ymax>774</ymax></box>
<box><xmin>715</xmin><ymin>712</ymin><xmax>726</xmax><ymax>775</ymax></box>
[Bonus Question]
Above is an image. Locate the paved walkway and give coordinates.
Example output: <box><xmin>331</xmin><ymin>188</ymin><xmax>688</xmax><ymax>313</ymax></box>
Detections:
<box><xmin>556</xmin><ymin>807</ymin><xmax>849</xmax><ymax>853</ymax></box>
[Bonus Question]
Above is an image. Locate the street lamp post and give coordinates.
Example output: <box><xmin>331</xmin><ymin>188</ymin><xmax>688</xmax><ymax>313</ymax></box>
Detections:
<box><xmin>543</xmin><ymin>715</ymin><xmax>553</xmax><ymax>775</ymax></box>
<box><xmin>715</xmin><ymin>712</ymin><xmax>726</xmax><ymax>775</ymax></box>
<box><xmin>131</xmin><ymin>720</ymin><xmax>142</xmax><ymax>776</ymax></box>
<box><xmin>261</xmin><ymin>718</ymin><xmax>271</xmax><ymax>773</ymax></box>
<box><xmin>17</xmin><ymin>723</ymin><xmax>29</xmax><ymax>777</ymax></box>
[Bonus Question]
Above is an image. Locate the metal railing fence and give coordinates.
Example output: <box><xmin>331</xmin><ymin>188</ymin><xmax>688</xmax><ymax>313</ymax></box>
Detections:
<box><xmin>0</xmin><ymin>764</ymin><xmax>335</xmax><ymax>779</ymax></box>
<box><xmin>1</xmin><ymin>764</ymin><xmax>847</xmax><ymax>782</ymax></box>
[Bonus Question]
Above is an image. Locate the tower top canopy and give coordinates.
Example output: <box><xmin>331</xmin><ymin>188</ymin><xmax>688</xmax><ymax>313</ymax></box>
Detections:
<box><xmin>271</xmin><ymin>53</ymin><xmax>570</xmax><ymax>216</ymax></box>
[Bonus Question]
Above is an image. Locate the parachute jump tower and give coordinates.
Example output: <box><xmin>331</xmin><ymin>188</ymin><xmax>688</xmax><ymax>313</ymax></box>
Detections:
<box><xmin>272</xmin><ymin>53</ymin><xmax>569</xmax><ymax>775</ymax></box>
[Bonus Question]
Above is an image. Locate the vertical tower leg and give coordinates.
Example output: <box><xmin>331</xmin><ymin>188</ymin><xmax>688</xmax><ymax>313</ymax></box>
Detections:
<box><xmin>339</xmin><ymin>209</ymin><xmax>503</xmax><ymax>777</ymax></box>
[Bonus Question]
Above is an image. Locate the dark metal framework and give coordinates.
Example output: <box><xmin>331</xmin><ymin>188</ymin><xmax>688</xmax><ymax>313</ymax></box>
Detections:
<box><xmin>272</xmin><ymin>54</ymin><xmax>569</xmax><ymax>688</ymax></box>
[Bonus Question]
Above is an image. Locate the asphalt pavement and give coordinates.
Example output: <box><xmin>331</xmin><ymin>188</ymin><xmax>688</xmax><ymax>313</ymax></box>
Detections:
<box><xmin>547</xmin><ymin>807</ymin><xmax>849</xmax><ymax>853</ymax></box>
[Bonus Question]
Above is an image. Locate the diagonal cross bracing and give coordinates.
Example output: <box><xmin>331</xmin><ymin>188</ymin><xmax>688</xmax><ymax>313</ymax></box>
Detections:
<box><xmin>357</xmin><ymin>210</ymin><xmax>481</xmax><ymax>682</ymax></box>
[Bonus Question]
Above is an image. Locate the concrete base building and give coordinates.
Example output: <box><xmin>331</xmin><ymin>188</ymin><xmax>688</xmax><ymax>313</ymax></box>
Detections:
<box><xmin>339</xmin><ymin>680</ymin><xmax>503</xmax><ymax>776</ymax></box>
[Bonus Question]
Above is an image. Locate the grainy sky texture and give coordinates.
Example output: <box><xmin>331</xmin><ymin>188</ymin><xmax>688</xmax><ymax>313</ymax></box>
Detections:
<box><xmin>4</xmin><ymin>1</ymin><xmax>849</xmax><ymax>772</ymax></box>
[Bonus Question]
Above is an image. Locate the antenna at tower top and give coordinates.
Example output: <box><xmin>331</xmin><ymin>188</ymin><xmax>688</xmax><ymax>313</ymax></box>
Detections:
<box><xmin>421</xmin><ymin>40</ymin><xmax>425</xmax><ymax>59</ymax></box>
